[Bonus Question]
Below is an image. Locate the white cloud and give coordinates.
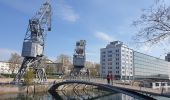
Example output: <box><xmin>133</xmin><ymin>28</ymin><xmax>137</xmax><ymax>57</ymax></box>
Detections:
<box><xmin>56</xmin><ymin>0</ymin><xmax>79</xmax><ymax>22</ymax></box>
<box><xmin>0</xmin><ymin>48</ymin><xmax>20</xmax><ymax>61</ymax></box>
<box><xmin>95</xmin><ymin>32</ymin><xmax>114</xmax><ymax>42</ymax></box>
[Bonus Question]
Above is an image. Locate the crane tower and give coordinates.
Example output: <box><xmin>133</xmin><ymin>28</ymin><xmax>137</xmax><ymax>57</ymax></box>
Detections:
<box><xmin>13</xmin><ymin>0</ymin><xmax>52</xmax><ymax>83</ymax></box>
<box><xmin>72</xmin><ymin>40</ymin><xmax>86</xmax><ymax>75</ymax></box>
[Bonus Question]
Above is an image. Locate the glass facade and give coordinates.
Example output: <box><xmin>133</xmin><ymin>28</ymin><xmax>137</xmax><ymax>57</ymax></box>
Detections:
<box><xmin>134</xmin><ymin>51</ymin><xmax>170</xmax><ymax>80</ymax></box>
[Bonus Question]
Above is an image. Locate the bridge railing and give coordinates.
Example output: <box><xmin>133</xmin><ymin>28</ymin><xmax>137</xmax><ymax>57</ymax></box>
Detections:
<box><xmin>57</xmin><ymin>75</ymin><xmax>168</xmax><ymax>96</ymax></box>
<box><xmin>61</xmin><ymin>75</ymin><xmax>107</xmax><ymax>84</ymax></box>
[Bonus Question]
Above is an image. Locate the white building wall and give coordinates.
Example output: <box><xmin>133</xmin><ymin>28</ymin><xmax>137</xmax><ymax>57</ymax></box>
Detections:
<box><xmin>100</xmin><ymin>41</ymin><xmax>133</xmax><ymax>80</ymax></box>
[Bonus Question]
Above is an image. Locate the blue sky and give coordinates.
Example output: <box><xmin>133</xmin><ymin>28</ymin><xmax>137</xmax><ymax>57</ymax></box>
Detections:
<box><xmin>0</xmin><ymin>0</ymin><xmax>170</xmax><ymax>62</ymax></box>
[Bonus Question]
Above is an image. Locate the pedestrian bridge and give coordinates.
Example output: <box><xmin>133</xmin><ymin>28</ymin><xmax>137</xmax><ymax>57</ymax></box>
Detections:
<box><xmin>49</xmin><ymin>80</ymin><xmax>157</xmax><ymax>100</ymax></box>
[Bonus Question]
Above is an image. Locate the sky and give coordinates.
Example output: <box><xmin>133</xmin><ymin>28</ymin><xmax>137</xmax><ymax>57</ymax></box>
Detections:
<box><xmin>0</xmin><ymin>0</ymin><xmax>170</xmax><ymax>63</ymax></box>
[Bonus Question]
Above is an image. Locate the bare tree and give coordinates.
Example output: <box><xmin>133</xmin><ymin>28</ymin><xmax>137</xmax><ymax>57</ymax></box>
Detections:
<box><xmin>8</xmin><ymin>53</ymin><xmax>22</xmax><ymax>74</ymax></box>
<box><xmin>133</xmin><ymin>0</ymin><xmax>170</xmax><ymax>45</ymax></box>
<box><xmin>55</xmin><ymin>54</ymin><xmax>72</xmax><ymax>74</ymax></box>
<box><xmin>85</xmin><ymin>61</ymin><xmax>100</xmax><ymax>77</ymax></box>
<box><xmin>95</xmin><ymin>63</ymin><xmax>100</xmax><ymax>75</ymax></box>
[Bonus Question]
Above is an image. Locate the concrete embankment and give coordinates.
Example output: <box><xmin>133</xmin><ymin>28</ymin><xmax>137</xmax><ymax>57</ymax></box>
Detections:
<box><xmin>0</xmin><ymin>84</ymin><xmax>49</xmax><ymax>94</ymax></box>
<box><xmin>0</xmin><ymin>78</ymin><xmax>63</xmax><ymax>95</ymax></box>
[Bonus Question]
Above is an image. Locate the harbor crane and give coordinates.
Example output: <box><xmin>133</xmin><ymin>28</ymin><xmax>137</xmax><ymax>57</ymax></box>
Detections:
<box><xmin>71</xmin><ymin>40</ymin><xmax>86</xmax><ymax>76</ymax></box>
<box><xmin>13</xmin><ymin>0</ymin><xmax>52</xmax><ymax>83</ymax></box>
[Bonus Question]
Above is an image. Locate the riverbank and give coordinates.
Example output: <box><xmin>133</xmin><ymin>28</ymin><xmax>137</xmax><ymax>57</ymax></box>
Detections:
<box><xmin>0</xmin><ymin>78</ymin><xmax>63</xmax><ymax>95</ymax></box>
<box><xmin>0</xmin><ymin>84</ymin><xmax>49</xmax><ymax>95</ymax></box>
<box><xmin>0</xmin><ymin>78</ymin><xmax>62</xmax><ymax>83</ymax></box>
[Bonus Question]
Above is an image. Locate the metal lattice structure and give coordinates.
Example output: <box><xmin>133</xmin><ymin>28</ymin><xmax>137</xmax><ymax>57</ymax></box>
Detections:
<box><xmin>13</xmin><ymin>0</ymin><xmax>52</xmax><ymax>83</ymax></box>
<box><xmin>71</xmin><ymin>40</ymin><xmax>86</xmax><ymax>76</ymax></box>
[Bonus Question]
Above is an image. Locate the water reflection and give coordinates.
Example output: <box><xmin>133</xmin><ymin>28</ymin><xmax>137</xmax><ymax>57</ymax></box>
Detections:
<box><xmin>50</xmin><ymin>89</ymin><xmax>137</xmax><ymax>100</ymax></box>
<box><xmin>0</xmin><ymin>89</ymin><xmax>169</xmax><ymax>100</ymax></box>
<box><xmin>0</xmin><ymin>92</ymin><xmax>53</xmax><ymax>100</ymax></box>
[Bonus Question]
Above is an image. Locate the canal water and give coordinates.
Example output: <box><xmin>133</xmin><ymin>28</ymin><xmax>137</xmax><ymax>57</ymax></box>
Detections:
<box><xmin>0</xmin><ymin>89</ymin><xmax>169</xmax><ymax>100</ymax></box>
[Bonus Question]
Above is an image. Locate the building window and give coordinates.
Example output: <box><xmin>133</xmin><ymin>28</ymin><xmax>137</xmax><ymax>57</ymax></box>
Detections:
<box><xmin>116</xmin><ymin>54</ymin><xmax>119</xmax><ymax>56</ymax></box>
<box><xmin>102</xmin><ymin>51</ymin><xmax>106</xmax><ymax>54</ymax></box>
<box><xmin>116</xmin><ymin>62</ymin><xmax>119</xmax><ymax>65</ymax></box>
<box><xmin>116</xmin><ymin>71</ymin><xmax>119</xmax><ymax>74</ymax></box>
<box><xmin>167</xmin><ymin>82</ymin><xmax>170</xmax><ymax>86</ymax></box>
<box><xmin>108</xmin><ymin>51</ymin><xmax>112</xmax><ymax>53</ymax></box>
<box><xmin>102</xmin><ymin>59</ymin><xmax>105</xmax><ymax>61</ymax></box>
<box><xmin>108</xmin><ymin>58</ymin><xmax>112</xmax><ymax>61</ymax></box>
<box><xmin>161</xmin><ymin>83</ymin><xmax>165</xmax><ymax>86</ymax></box>
<box><xmin>108</xmin><ymin>54</ymin><xmax>112</xmax><ymax>57</ymax></box>
<box><xmin>155</xmin><ymin>83</ymin><xmax>159</xmax><ymax>86</ymax></box>
<box><xmin>115</xmin><ymin>49</ymin><xmax>119</xmax><ymax>52</ymax></box>
<box><xmin>116</xmin><ymin>58</ymin><xmax>119</xmax><ymax>61</ymax></box>
<box><xmin>108</xmin><ymin>62</ymin><xmax>112</xmax><ymax>65</ymax></box>
<box><xmin>108</xmin><ymin>71</ymin><xmax>112</xmax><ymax>73</ymax></box>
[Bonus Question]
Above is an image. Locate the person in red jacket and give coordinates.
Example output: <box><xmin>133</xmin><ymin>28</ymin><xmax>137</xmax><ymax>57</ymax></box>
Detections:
<box><xmin>110</xmin><ymin>73</ymin><xmax>113</xmax><ymax>85</ymax></box>
<box><xmin>107</xmin><ymin>74</ymin><xmax>110</xmax><ymax>84</ymax></box>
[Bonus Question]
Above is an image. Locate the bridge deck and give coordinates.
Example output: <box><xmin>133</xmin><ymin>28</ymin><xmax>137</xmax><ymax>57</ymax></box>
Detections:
<box><xmin>87</xmin><ymin>78</ymin><xmax>170</xmax><ymax>97</ymax></box>
<box><xmin>49</xmin><ymin>79</ymin><xmax>160</xmax><ymax>100</ymax></box>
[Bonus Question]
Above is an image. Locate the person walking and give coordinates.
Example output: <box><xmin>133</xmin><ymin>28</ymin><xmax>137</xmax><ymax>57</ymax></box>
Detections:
<box><xmin>107</xmin><ymin>74</ymin><xmax>110</xmax><ymax>84</ymax></box>
<box><xmin>110</xmin><ymin>73</ymin><xmax>113</xmax><ymax>85</ymax></box>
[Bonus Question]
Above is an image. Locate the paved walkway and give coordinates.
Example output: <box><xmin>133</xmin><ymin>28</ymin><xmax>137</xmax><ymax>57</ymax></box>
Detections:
<box><xmin>61</xmin><ymin>78</ymin><xmax>170</xmax><ymax>97</ymax></box>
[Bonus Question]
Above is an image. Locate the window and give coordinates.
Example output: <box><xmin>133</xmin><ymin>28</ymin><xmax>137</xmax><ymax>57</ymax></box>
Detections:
<box><xmin>108</xmin><ymin>50</ymin><xmax>112</xmax><ymax>53</ymax></box>
<box><xmin>115</xmin><ymin>49</ymin><xmax>119</xmax><ymax>52</ymax></box>
<box><xmin>168</xmin><ymin>82</ymin><xmax>170</xmax><ymax>86</ymax></box>
<box><xmin>116</xmin><ymin>54</ymin><xmax>119</xmax><ymax>56</ymax></box>
<box><xmin>108</xmin><ymin>58</ymin><xmax>112</xmax><ymax>61</ymax></box>
<box><xmin>108</xmin><ymin>62</ymin><xmax>112</xmax><ymax>65</ymax></box>
<box><xmin>161</xmin><ymin>83</ymin><xmax>165</xmax><ymax>86</ymax></box>
<box><xmin>155</xmin><ymin>83</ymin><xmax>159</xmax><ymax>86</ymax></box>
<box><xmin>116</xmin><ymin>58</ymin><xmax>119</xmax><ymax>61</ymax></box>
<box><xmin>108</xmin><ymin>71</ymin><xmax>112</xmax><ymax>73</ymax></box>
<box><xmin>116</xmin><ymin>62</ymin><xmax>119</xmax><ymax>65</ymax></box>
<box><xmin>108</xmin><ymin>54</ymin><xmax>112</xmax><ymax>57</ymax></box>
<box><xmin>116</xmin><ymin>71</ymin><xmax>119</xmax><ymax>74</ymax></box>
<box><xmin>102</xmin><ymin>51</ymin><xmax>106</xmax><ymax>54</ymax></box>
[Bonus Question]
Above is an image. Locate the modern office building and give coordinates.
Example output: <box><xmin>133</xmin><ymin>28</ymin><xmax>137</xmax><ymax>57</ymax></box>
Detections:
<box><xmin>100</xmin><ymin>41</ymin><xmax>133</xmax><ymax>80</ymax></box>
<box><xmin>100</xmin><ymin>41</ymin><xmax>170</xmax><ymax>81</ymax></box>
<box><xmin>134</xmin><ymin>51</ymin><xmax>170</xmax><ymax>80</ymax></box>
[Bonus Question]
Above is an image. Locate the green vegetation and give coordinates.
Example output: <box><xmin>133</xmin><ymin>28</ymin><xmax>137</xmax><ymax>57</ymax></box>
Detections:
<box><xmin>23</xmin><ymin>68</ymin><xmax>34</xmax><ymax>85</ymax></box>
